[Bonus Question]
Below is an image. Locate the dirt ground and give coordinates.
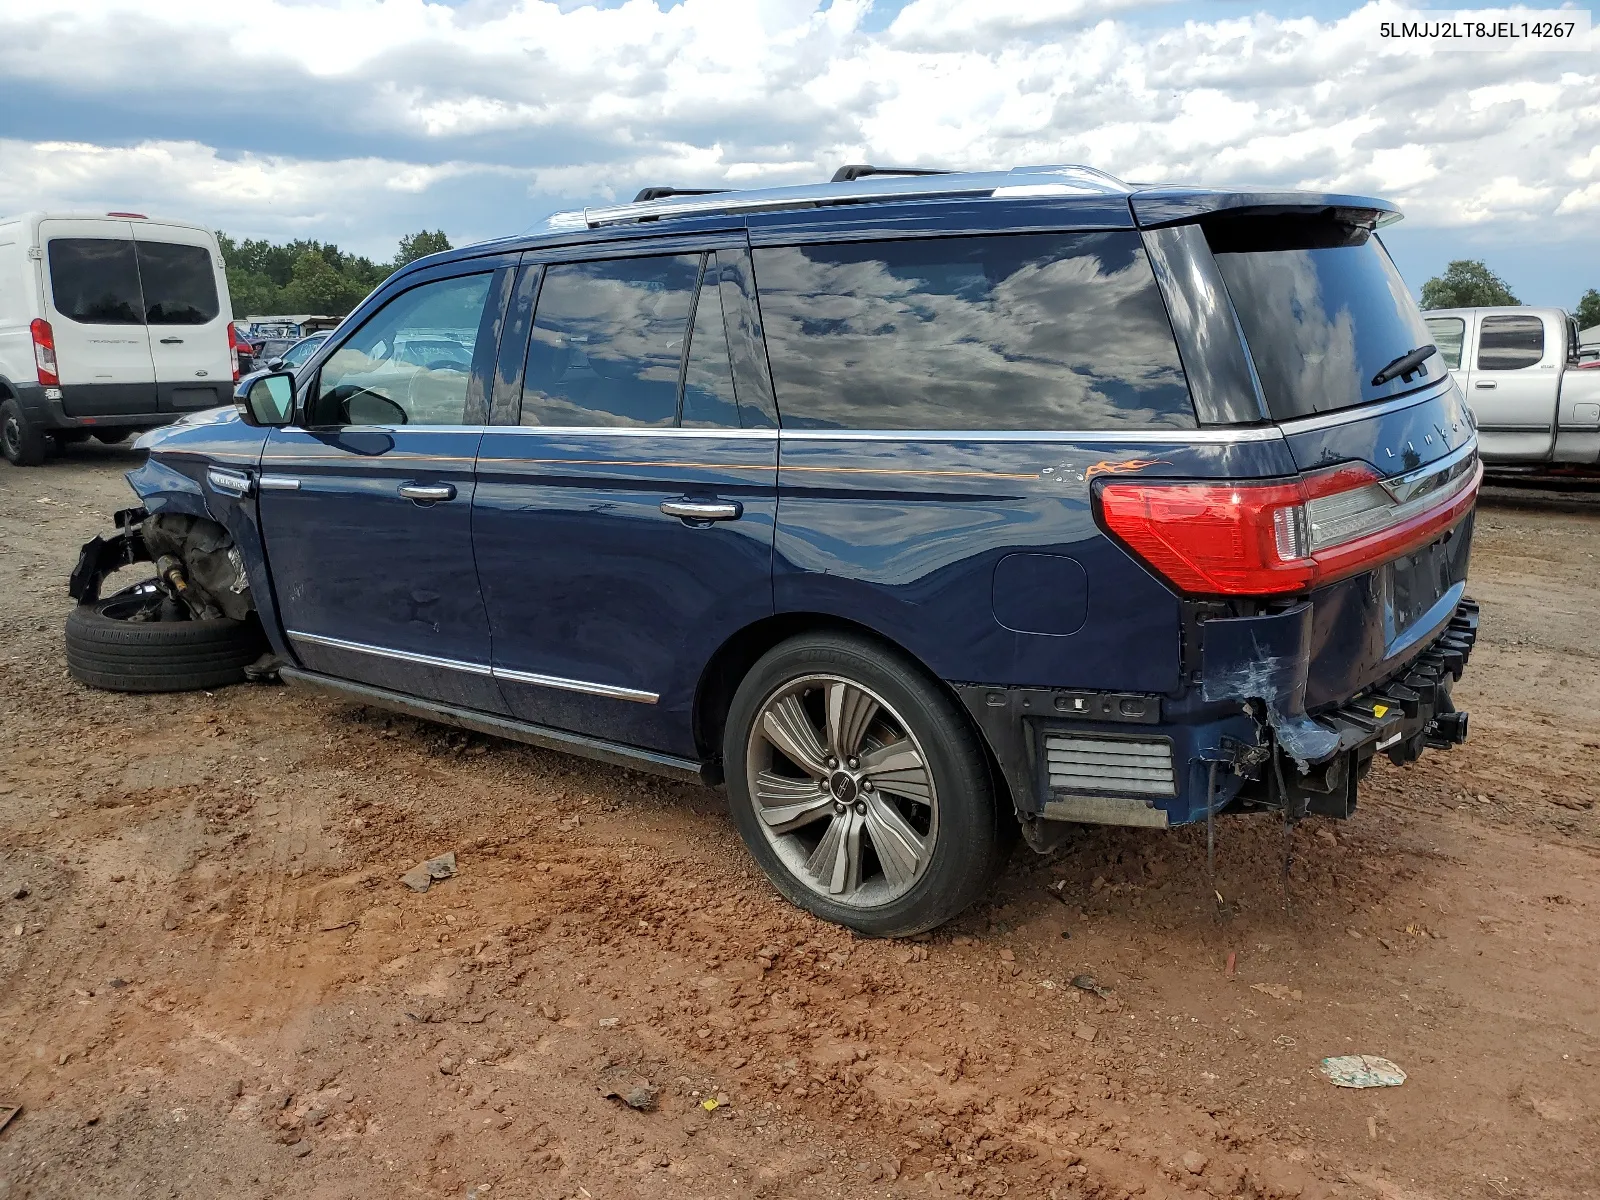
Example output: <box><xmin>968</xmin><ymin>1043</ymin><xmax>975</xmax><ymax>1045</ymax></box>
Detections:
<box><xmin>1</xmin><ymin>445</ymin><xmax>1596</xmax><ymax>1200</ymax></box>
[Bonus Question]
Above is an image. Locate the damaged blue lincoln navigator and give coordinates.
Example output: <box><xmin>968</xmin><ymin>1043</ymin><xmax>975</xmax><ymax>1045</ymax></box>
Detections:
<box><xmin>67</xmin><ymin>165</ymin><xmax>1480</xmax><ymax>936</ymax></box>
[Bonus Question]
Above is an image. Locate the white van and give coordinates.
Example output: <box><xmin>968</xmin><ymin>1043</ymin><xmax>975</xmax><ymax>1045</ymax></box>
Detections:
<box><xmin>0</xmin><ymin>212</ymin><xmax>237</xmax><ymax>466</ymax></box>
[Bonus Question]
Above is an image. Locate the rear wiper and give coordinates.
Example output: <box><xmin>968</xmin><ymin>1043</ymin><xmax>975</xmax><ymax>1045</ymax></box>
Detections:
<box><xmin>1370</xmin><ymin>344</ymin><xmax>1437</xmax><ymax>387</ymax></box>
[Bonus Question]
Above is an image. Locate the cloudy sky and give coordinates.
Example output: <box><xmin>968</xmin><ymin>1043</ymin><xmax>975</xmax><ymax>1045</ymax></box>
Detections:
<box><xmin>0</xmin><ymin>0</ymin><xmax>1594</xmax><ymax>306</ymax></box>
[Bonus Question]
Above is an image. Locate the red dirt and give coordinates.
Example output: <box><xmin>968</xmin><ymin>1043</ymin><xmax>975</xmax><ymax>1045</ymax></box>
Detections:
<box><xmin>1</xmin><ymin>449</ymin><xmax>1596</xmax><ymax>1200</ymax></box>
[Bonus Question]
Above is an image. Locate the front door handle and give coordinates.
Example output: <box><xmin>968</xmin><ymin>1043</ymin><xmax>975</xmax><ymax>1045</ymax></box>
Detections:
<box><xmin>159</xmin><ymin>337</ymin><xmax>184</xmax><ymax>345</ymax></box>
<box><xmin>661</xmin><ymin>497</ymin><xmax>742</xmax><ymax>522</ymax></box>
<box><xmin>258</xmin><ymin>474</ymin><xmax>301</xmax><ymax>491</ymax></box>
<box><xmin>398</xmin><ymin>483</ymin><xmax>456</xmax><ymax>504</ymax></box>
<box><xmin>1474</xmin><ymin>379</ymin><xmax>1498</xmax><ymax>389</ymax></box>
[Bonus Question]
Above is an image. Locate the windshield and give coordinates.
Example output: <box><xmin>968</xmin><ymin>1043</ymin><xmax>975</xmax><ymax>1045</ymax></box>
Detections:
<box><xmin>1207</xmin><ymin>216</ymin><xmax>1439</xmax><ymax>420</ymax></box>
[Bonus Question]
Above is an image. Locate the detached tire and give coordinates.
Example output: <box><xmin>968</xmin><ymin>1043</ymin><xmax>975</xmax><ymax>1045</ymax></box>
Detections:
<box><xmin>65</xmin><ymin>581</ymin><xmax>267</xmax><ymax>693</ymax></box>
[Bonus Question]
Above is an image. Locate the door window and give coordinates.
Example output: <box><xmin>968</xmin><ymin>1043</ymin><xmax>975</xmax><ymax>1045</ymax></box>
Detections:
<box><xmin>312</xmin><ymin>274</ymin><xmax>493</xmax><ymax>426</ymax></box>
<box><xmin>47</xmin><ymin>238</ymin><xmax>143</xmax><ymax>325</ymax></box>
<box><xmin>520</xmin><ymin>255</ymin><xmax>700</xmax><ymax>428</ymax></box>
<box><xmin>1424</xmin><ymin>316</ymin><xmax>1466</xmax><ymax>370</ymax></box>
<box><xmin>137</xmin><ymin>242</ymin><xmax>220</xmax><ymax>325</ymax></box>
<box><xmin>1477</xmin><ymin>314</ymin><xmax>1544</xmax><ymax>371</ymax></box>
<box><xmin>753</xmin><ymin>232</ymin><xmax>1195</xmax><ymax>430</ymax></box>
<box><xmin>681</xmin><ymin>258</ymin><xmax>740</xmax><ymax>429</ymax></box>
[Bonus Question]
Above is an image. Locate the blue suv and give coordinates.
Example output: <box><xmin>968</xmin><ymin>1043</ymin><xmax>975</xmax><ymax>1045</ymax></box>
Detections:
<box><xmin>67</xmin><ymin>165</ymin><xmax>1481</xmax><ymax>936</ymax></box>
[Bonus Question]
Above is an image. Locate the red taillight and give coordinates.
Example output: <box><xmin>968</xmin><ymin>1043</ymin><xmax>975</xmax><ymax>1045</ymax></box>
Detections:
<box><xmin>227</xmin><ymin>325</ymin><xmax>241</xmax><ymax>382</ymax></box>
<box><xmin>1097</xmin><ymin>456</ymin><xmax>1482</xmax><ymax>596</ymax></box>
<box><xmin>30</xmin><ymin>318</ymin><xmax>59</xmax><ymax>387</ymax></box>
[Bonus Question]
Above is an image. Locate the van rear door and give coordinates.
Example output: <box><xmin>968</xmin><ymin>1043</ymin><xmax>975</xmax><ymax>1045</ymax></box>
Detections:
<box><xmin>38</xmin><ymin>218</ymin><xmax>158</xmax><ymax>416</ymax></box>
<box><xmin>1464</xmin><ymin>310</ymin><xmax>1558</xmax><ymax>461</ymax></box>
<box><xmin>132</xmin><ymin>223</ymin><xmax>235</xmax><ymax>412</ymax></box>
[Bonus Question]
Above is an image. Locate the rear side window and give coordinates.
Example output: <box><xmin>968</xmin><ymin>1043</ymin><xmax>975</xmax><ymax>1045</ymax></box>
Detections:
<box><xmin>521</xmin><ymin>255</ymin><xmax>700</xmax><ymax>428</ymax></box>
<box><xmin>47</xmin><ymin>238</ymin><xmax>143</xmax><ymax>325</ymax></box>
<box><xmin>1207</xmin><ymin>217</ymin><xmax>1438</xmax><ymax>420</ymax></box>
<box><xmin>753</xmin><ymin>233</ymin><xmax>1194</xmax><ymax>431</ymax></box>
<box><xmin>681</xmin><ymin>258</ymin><xmax>739</xmax><ymax>429</ymax></box>
<box><xmin>1476</xmin><ymin>314</ymin><xmax>1544</xmax><ymax>371</ymax></box>
<box><xmin>1424</xmin><ymin>316</ymin><xmax>1465</xmax><ymax>369</ymax></box>
<box><xmin>137</xmin><ymin>241</ymin><xmax>220</xmax><ymax>325</ymax></box>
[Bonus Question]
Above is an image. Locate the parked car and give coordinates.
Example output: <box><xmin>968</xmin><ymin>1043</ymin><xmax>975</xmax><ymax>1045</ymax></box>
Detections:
<box><xmin>1424</xmin><ymin>306</ymin><xmax>1600</xmax><ymax>469</ymax></box>
<box><xmin>234</xmin><ymin>333</ymin><xmax>329</xmax><ymax>395</ymax></box>
<box><xmin>64</xmin><ymin>166</ymin><xmax>1481</xmax><ymax>935</ymax></box>
<box><xmin>0</xmin><ymin>212</ymin><xmax>237</xmax><ymax>465</ymax></box>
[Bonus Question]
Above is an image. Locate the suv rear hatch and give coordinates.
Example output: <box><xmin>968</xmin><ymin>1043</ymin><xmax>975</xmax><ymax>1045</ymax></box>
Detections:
<box><xmin>1101</xmin><ymin>202</ymin><xmax>1480</xmax><ymax>777</ymax></box>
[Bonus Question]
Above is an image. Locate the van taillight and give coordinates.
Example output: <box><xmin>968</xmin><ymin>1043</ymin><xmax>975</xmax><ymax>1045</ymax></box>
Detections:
<box><xmin>227</xmin><ymin>325</ymin><xmax>241</xmax><ymax>383</ymax></box>
<box><xmin>30</xmin><ymin>319</ymin><xmax>59</xmax><ymax>387</ymax></box>
<box><xmin>1096</xmin><ymin>457</ymin><xmax>1482</xmax><ymax>596</ymax></box>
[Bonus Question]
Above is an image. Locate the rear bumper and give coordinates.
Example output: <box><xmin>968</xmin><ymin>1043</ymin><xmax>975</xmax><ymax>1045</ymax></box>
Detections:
<box><xmin>12</xmin><ymin>381</ymin><xmax>174</xmax><ymax>431</ymax></box>
<box><xmin>956</xmin><ymin>594</ymin><xmax>1479</xmax><ymax>837</ymax></box>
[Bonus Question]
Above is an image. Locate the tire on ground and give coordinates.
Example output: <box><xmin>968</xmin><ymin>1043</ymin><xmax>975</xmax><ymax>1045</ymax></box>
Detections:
<box><xmin>65</xmin><ymin>583</ymin><xmax>267</xmax><ymax>693</ymax></box>
<box><xmin>722</xmin><ymin>630</ymin><xmax>1010</xmax><ymax>937</ymax></box>
<box><xmin>1</xmin><ymin>398</ymin><xmax>47</xmax><ymax>466</ymax></box>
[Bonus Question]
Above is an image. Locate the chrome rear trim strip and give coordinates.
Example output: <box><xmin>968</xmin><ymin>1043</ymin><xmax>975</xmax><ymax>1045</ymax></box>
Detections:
<box><xmin>1273</xmin><ymin>380</ymin><xmax>1458</xmax><ymax>436</ymax></box>
<box><xmin>287</xmin><ymin>631</ymin><xmax>658</xmax><ymax>704</ymax></box>
<box><xmin>776</xmin><ymin>426</ymin><xmax>1283</xmax><ymax>444</ymax></box>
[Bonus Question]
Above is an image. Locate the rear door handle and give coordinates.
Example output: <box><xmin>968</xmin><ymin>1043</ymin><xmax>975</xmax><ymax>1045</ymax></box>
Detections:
<box><xmin>1474</xmin><ymin>380</ymin><xmax>1497</xmax><ymax>389</ymax></box>
<box><xmin>398</xmin><ymin>483</ymin><xmax>456</xmax><ymax>504</ymax></box>
<box><xmin>661</xmin><ymin>498</ymin><xmax>742</xmax><ymax>522</ymax></box>
<box><xmin>159</xmin><ymin>337</ymin><xmax>184</xmax><ymax>345</ymax></box>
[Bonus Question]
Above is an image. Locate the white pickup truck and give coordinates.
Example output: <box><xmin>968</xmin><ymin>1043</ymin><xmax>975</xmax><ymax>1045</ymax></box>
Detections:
<box><xmin>1424</xmin><ymin>306</ymin><xmax>1600</xmax><ymax>470</ymax></box>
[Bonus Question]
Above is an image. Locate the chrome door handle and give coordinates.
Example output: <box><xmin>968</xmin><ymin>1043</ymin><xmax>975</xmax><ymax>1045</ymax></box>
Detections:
<box><xmin>206</xmin><ymin>468</ymin><xmax>253</xmax><ymax>497</ymax></box>
<box><xmin>1474</xmin><ymin>380</ymin><xmax>1498</xmax><ymax>389</ymax></box>
<box><xmin>398</xmin><ymin>483</ymin><xmax>456</xmax><ymax>503</ymax></box>
<box><xmin>259</xmin><ymin>474</ymin><xmax>301</xmax><ymax>491</ymax></box>
<box><xmin>661</xmin><ymin>498</ymin><xmax>742</xmax><ymax>522</ymax></box>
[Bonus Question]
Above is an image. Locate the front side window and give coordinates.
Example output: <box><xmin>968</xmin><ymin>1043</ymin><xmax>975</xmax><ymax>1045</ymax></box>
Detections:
<box><xmin>137</xmin><ymin>242</ymin><xmax>220</xmax><ymax>325</ymax></box>
<box><xmin>1477</xmin><ymin>314</ymin><xmax>1544</xmax><ymax>371</ymax></box>
<box><xmin>1424</xmin><ymin>316</ymin><xmax>1466</xmax><ymax>370</ymax></box>
<box><xmin>752</xmin><ymin>232</ymin><xmax>1195</xmax><ymax>431</ymax></box>
<box><xmin>521</xmin><ymin>255</ymin><xmax>700</xmax><ymax>428</ymax></box>
<box><xmin>312</xmin><ymin>273</ymin><xmax>492</xmax><ymax>426</ymax></box>
<box><xmin>47</xmin><ymin>238</ymin><xmax>143</xmax><ymax>325</ymax></box>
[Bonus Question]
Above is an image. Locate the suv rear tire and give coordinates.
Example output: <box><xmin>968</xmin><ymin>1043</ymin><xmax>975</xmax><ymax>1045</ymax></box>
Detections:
<box><xmin>1</xmin><ymin>399</ymin><xmax>46</xmax><ymax>467</ymax></box>
<box><xmin>723</xmin><ymin>632</ymin><xmax>1008</xmax><ymax>937</ymax></box>
<box><xmin>65</xmin><ymin>580</ymin><xmax>268</xmax><ymax>693</ymax></box>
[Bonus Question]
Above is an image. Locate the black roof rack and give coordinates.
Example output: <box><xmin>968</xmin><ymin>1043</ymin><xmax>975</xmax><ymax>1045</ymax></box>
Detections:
<box><xmin>829</xmin><ymin>164</ymin><xmax>951</xmax><ymax>184</ymax></box>
<box><xmin>632</xmin><ymin>186</ymin><xmax>730</xmax><ymax>203</ymax></box>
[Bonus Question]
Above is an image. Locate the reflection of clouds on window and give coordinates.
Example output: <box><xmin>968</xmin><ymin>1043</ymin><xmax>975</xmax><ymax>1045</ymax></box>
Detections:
<box><xmin>753</xmin><ymin>233</ymin><xmax>1195</xmax><ymax>431</ymax></box>
<box><xmin>522</xmin><ymin>255</ymin><xmax>699</xmax><ymax>428</ymax></box>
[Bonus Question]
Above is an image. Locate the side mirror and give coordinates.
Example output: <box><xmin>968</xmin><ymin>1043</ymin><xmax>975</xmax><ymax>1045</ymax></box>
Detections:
<box><xmin>267</xmin><ymin>357</ymin><xmax>286</xmax><ymax>370</ymax></box>
<box><xmin>239</xmin><ymin>371</ymin><xmax>296</xmax><ymax>427</ymax></box>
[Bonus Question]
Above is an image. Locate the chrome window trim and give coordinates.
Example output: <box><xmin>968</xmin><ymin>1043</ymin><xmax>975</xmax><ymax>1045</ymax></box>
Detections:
<box><xmin>287</xmin><ymin>631</ymin><xmax>658</xmax><ymax>704</ymax></box>
<box><xmin>775</xmin><ymin>426</ymin><xmax>1283</xmax><ymax>444</ymax></box>
<box><xmin>488</xmin><ymin>426</ymin><xmax>777</xmax><ymax>439</ymax></box>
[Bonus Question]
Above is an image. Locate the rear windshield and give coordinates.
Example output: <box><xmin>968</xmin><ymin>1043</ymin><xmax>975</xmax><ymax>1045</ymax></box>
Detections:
<box><xmin>137</xmin><ymin>242</ymin><xmax>219</xmax><ymax>325</ymax></box>
<box><xmin>1207</xmin><ymin>216</ymin><xmax>1438</xmax><ymax>421</ymax></box>
<box><xmin>48</xmin><ymin>238</ymin><xmax>144</xmax><ymax>325</ymax></box>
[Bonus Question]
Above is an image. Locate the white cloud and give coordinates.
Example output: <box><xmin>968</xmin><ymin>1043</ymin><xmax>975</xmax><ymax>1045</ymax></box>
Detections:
<box><xmin>0</xmin><ymin>0</ymin><xmax>1594</xmax><ymax>263</ymax></box>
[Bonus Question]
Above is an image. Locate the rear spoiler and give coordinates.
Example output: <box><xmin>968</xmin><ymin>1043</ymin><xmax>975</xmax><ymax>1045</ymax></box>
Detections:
<box><xmin>1130</xmin><ymin>188</ymin><xmax>1401</xmax><ymax>229</ymax></box>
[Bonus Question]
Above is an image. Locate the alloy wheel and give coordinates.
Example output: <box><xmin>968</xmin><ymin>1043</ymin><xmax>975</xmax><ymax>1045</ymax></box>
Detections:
<box><xmin>744</xmin><ymin>673</ymin><xmax>938</xmax><ymax>908</ymax></box>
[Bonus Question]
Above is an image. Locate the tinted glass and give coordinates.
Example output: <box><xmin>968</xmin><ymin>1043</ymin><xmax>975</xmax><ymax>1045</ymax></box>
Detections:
<box><xmin>521</xmin><ymin>255</ymin><xmax>700</xmax><ymax>428</ymax></box>
<box><xmin>681</xmin><ymin>260</ymin><xmax>740</xmax><ymax>429</ymax></box>
<box><xmin>47</xmin><ymin>238</ymin><xmax>143</xmax><ymax>325</ymax></box>
<box><xmin>136</xmin><ymin>241</ymin><xmax>220</xmax><ymax>325</ymax></box>
<box><xmin>1210</xmin><ymin>220</ymin><xmax>1437</xmax><ymax>419</ymax></box>
<box><xmin>313</xmin><ymin>273</ymin><xmax>492</xmax><ymax>426</ymax></box>
<box><xmin>1477</xmin><ymin>314</ymin><xmax>1544</xmax><ymax>371</ymax></box>
<box><xmin>753</xmin><ymin>233</ymin><xmax>1193</xmax><ymax>430</ymax></box>
<box><xmin>1424</xmin><ymin>317</ymin><xmax>1465</xmax><ymax>370</ymax></box>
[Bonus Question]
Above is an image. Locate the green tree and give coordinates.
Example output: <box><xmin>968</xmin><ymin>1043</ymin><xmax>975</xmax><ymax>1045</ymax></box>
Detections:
<box><xmin>1576</xmin><ymin>289</ymin><xmax>1600</xmax><ymax>331</ymax></box>
<box><xmin>281</xmin><ymin>250</ymin><xmax>368</xmax><ymax>315</ymax></box>
<box><xmin>395</xmin><ymin>229</ymin><xmax>452</xmax><ymax>269</ymax></box>
<box><xmin>1420</xmin><ymin>260</ymin><xmax>1519</xmax><ymax>310</ymax></box>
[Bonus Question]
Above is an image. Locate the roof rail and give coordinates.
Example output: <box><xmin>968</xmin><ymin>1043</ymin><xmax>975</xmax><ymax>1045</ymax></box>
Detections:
<box><xmin>632</xmin><ymin>186</ymin><xmax>730</xmax><ymax>203</ymax></box>
<box><xmin>829</xmin><ymin>164</ymin><xmax>950</xmax><ymax>184</ymax></box>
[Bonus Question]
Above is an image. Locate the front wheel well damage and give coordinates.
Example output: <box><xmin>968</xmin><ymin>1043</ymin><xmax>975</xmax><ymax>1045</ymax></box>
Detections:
<box><xmin>70</xmin><ymin>507</ymin><xmax>255</xmax><ymax>623</ymax></box>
